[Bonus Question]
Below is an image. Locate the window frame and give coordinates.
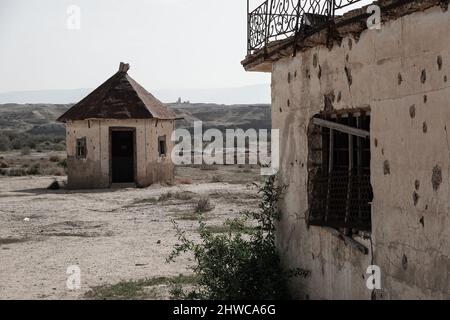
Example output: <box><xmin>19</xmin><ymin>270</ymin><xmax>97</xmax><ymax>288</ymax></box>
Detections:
<box><xmin>158</xmin><ymin>135</ymin><xmax>167</xmax><ymax>157</ymax></box>
<box><xmin>308</xmin><ymin>109</ymin><xmax>373</xmax><ymax>233</ymax></box>
<box><xmin>76</xmin><ymin>137</ymin><xmax>87</xmax><ymax>159</ymax></box>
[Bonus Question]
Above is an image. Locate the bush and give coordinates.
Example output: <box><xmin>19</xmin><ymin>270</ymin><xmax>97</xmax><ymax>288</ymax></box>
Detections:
<box><xmin>49</xmin><ymin>155</ymin><xmax>60</xmax><ymax>162</ymax></box>
<box><xmin>58</xmin><ymin>158</ymin><xmax>67</xmax><ymax>168</ymax></box>
<box><xmin>26</xmin><ymin>164</ymin><xmax>40</xmax><ymax>175</ymax></box>
<box><xmin>21</xmin><ymin>147</ymin><xmax>31</xmax><ymax>155</ymax></box>
<box><xmin>7</xmin><ymin>168</ymin><xmax>27</xmax><ymax>176</ymax></box>
<box><xmin>0</xmin><ymin>161</ymin><xmax>8</xmax><ymax>168</ymax></box>
<box><xmin>211</xmin><ymin>175</ymin><xmax>223</xmax><ymax>183</ymax></box>
<box><xmin>195</xmin><ymin>197</ymin><xmax>214</xmax><ymax>213</ymax></box>
<box><xmin>168</xmin><ymin>176</ymin><xmax>309</xmax><ymax>299</ymax></box>
<box><xmin>0</xmin><ymin>133</ymin><xmax>10</xmax><ymax>151</ymax></box>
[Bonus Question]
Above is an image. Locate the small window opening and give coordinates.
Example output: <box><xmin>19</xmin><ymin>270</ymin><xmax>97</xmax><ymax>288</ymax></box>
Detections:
<box><xmin>76</xmin><ymin>137</ymin><xmax>87</xmax><ymax>159</ymax></box>
<box><xmin>308</xmin><ymin>109</ymin><xmax>373</xmax><ymax>233</ymax></box>
<box><xmin>158</xmin><ymin>136</ymin><xmax>166</xmax><ymax>157</ymax></box>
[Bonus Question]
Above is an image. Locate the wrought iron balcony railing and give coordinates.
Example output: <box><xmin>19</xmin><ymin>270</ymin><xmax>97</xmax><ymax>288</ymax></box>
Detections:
<box><xmin>247</xmin><ymin>0</ymin><xmax>366</xmax><ymax>54</ymax></box>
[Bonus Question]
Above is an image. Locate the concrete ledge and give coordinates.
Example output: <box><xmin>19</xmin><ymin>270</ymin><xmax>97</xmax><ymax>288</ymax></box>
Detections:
<box><xmin>323</xmin><ymin>227</ymin><xmax>369</xmax><ymax>255</ymax></box>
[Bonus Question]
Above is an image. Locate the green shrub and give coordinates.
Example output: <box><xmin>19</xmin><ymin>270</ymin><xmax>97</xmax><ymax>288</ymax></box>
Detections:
<box><xmin>168</xmin><ymin>175</ymin><xmax>309</xmax><ymax>300</ymax></box>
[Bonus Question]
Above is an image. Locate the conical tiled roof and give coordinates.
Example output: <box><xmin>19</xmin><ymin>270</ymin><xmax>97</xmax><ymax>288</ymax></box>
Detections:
<box><xmin>57</xmin><ymin>63</ymin><xmax>177</xmax><ymax>122</ymax></box>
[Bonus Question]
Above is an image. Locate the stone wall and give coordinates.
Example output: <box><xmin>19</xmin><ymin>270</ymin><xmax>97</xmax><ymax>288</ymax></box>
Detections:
<box><xmin>66</xmin><ymin>118</ymin><xmax>174</xmax><ymax>189</ymax></box>
<box><xmin>271</xmin><ymin>4</ymin><xmax>450</xmax><ymax>299</ymax></box>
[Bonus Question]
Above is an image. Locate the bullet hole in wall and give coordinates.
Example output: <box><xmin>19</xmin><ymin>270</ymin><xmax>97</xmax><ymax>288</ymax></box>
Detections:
<box><xmin>437</xmin><ymin>56</ymin><xmax>443</xmax><ymax>70</ymax></box>
<box><xmin>402</xmin><ymin>254</ymin><xmax>408</xmax><ymax>270</ymax></box>
<box><xmin>413</xmin><ymin>191</ymin><xmax>420</xmax><ymax>206</ymax></box>
<box><xmin>423</xmin><ymin>122</ymin><xmax>428</xmax><ymax>133</ymax></box>
<box><xmin>374</xmin><ymin>138</ymin><xmax>378</xmax><ymax>147</ymax></box>
<box><xmin>415</xmin><ymin>179</ymin><xmax>420</xmax><ymax>191</ymax></box>
<box><xmin>346</xmin><ymin>54</ymin><xmax>349</xmax><ymax>62</ymax></box>
<box><xmin>348</xmin><ymin>38</ymin><xmax>353</xmax><ymax>50</ymax></box>
<box><xmin>424</xmin><ymin>95</ymin><xmax>428</xmax><ymax>103</ymax></box>
<box><xmin>287</xmin><ymin>99</ymin><xmax>290</xmax><ymax>107</ymax></box>
<box><xmin>444</xmin><ymin>75</ymin><xmax>447</xmax><ymax>82</ymax></box>
<box><xmin>398</xmin><ymin>73</ymin><xmax>403</xmax><ymax>85</ymax></box>
<box><xmin>294</xmin><ymin>70</ymin><xmax>297</xmax><ymax>78</ymax></box>
<box><xmin>409</xmin><ymin>105</ymin><xmax>416</xmax><ymax>118</ymax></box>
<box><xmin>305</xmin><ymin>68</ymin><xmax>311</xmax><ymax>79</ymax></box>
<box><xmin>383</xmin><ymin>160</ymin><xmax>390</xmax><ymax>175</ymax></box>
<box><xmin>288</xmin><ymin>72</ymin><xmax>291</xmax><ymax>83</ymax></box>
<box><xmin>421</xmin><ymin>69</ymin><xmax>427</xmax><ymax>83</ymax></box>
<box><xmin>419</xmin><ymin>216</ymin><xmax>424</xmax><ymax>228</ymax></box>
<box><xmin>318</xmin><ymin>65</ymin><xmax>322</xmax><ymax>79</ymax></box>
<box><xmin>432</xmin><ymin>165</ymin><xmax>443</xmax><ymax>191</ymax></box>
<box><xmin>337</xmin><ymin>91</ymin><xmax>342</xmax><ymax>103</ymax></box>
<box><xmin>279</xmin><ymin>108</ymin><xmax>282</xmax><ymax>113</ymax></box>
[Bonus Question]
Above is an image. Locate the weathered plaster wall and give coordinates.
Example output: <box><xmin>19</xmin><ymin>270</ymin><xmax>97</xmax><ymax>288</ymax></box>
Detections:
<box><xmin>272</xmin><ymin>5</ymin><xmax>450</xmax><ymax>299</ymax></box>
<box><xmin>66</xmin><ymin>118</ymin><xmax>174</xmax><ymax>189</ymax></box>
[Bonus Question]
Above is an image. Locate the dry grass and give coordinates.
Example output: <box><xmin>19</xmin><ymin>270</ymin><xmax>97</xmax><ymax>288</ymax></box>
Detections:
<box><xmin>84</xmin><ymin>274</ymin><xmax>197</xmax><ymax>300</ymax></box>
<box><xmin>195</xmin><ymin>197</ymin><xmax>214</xmax><ymax>213</ymax></box>
<box><xmin>158</xmin><ymin>191</ymin><xmax>195</xmax><ymax>202</ymax></box>
<box><xmin>211</xmin><ymin>175</ymin><xmax>224</xmax><ymax>183</ymax></box>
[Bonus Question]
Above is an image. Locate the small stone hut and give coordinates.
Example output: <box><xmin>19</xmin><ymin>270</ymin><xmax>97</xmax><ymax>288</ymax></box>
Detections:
<box><xmin>57</xmin><ymin>63</ymin><xmax>177</xmax><ymax>189</ymax></box>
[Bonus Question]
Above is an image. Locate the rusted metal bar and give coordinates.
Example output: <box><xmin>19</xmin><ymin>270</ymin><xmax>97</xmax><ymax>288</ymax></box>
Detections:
<box><xmin>312</xmin><ymin>117</ymin><xmax>370</xmax><ymax>138</ymax></box>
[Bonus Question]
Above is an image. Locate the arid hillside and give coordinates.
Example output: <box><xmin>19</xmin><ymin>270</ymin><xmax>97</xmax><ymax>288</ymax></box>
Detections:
<box><xmin>0</xmin><ymin>102</ymin><xmax>271</xmax><ymax>135</ymax></box>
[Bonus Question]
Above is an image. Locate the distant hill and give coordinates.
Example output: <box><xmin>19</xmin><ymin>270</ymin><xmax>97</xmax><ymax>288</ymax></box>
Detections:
<box><xmin>0</xmin><ymin>103</ymin><xmax>271</xmax><ymax>136</ymax></box>
<box><xmin>0</xmin><ymin>84</ymin><xmax>271</xmax><ymax>105</ymax></box>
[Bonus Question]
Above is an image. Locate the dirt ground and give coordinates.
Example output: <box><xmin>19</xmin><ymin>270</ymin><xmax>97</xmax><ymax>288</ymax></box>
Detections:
<box><xmin>0</xmin><ymin>165</ymin><xmax>262</xmax><ymax>300</ymax></box>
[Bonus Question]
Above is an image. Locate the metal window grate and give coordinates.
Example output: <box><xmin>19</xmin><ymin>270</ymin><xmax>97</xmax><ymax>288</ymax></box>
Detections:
<box><xmin>76</xmin><ymin>137</ymin><xmax>87</xmax><ymax>159</ymax></box>
<box><xmin>309</xmin><ymin>170</ymin><xmax>372</xmax><ymax>231</ymax></box>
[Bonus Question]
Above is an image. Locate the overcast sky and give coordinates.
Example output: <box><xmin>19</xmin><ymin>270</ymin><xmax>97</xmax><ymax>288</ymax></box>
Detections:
<box><xmin>0</xmin><ymin>0</ymin><xmax>271</xmax><ymax>93</ymax></box>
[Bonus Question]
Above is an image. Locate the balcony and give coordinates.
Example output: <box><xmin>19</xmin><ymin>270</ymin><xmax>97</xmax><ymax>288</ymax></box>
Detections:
<box><xmin>246</xmin><ymin>0</ymin><xmax>368</xmax><ymax>55</ymax></box>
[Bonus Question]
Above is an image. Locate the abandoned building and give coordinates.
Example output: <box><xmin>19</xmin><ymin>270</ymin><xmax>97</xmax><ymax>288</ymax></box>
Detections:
<box><xmin>57</xmin><ymin>63</ymin><xmax>177</xmax><ymax>189</ymax></box>
<box><xmin>243</xmin><ymin>0</ymin><xmax>450</xmax><ymax>299</ymax></box>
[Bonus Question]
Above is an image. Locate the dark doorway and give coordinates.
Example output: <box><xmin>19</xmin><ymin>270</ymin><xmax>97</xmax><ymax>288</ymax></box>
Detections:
<box><xmin>111</xmin><ymin>130</ymin><xmax>135</xmax><ymax>183</ymax></box>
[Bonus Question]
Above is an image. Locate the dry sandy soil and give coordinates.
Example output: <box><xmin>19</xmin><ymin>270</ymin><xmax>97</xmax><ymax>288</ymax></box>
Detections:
<box><xmin>0</xmin><ymin>165</ymin><xmax>262</xmax><ymax>300</ymax></box>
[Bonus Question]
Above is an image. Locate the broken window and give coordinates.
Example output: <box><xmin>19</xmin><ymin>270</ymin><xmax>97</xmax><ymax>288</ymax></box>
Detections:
<box><xmin>308</xmin><ymin>109</ymin><xmax>373</xmax><ymax>232</ymax></box>
<box><xmin>76</xmin><ymin>137</ymin><xmax>87</xmax><ymax>159</ymax></box>
<box><xmin>158</xmin><ymin>136</ymin><xmax>167</xmax><ymax>157</ymax></box>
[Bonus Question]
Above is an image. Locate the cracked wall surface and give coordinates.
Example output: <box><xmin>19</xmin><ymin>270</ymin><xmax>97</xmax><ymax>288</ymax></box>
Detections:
<box><xmin>272</xmin><ymin>4</ymin><xmax>450</xmax><ymax>299</ymax></box>
<box><xmin>66</xmin><ymin>119</ymin><xmax>175</xmax><ymax>189</ymax></box>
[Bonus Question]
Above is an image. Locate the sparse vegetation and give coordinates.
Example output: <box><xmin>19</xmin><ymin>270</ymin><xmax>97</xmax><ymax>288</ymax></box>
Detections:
<box><xmin>200</xmin><ymin>164</ymin><xmax>218</xmax><ymax>171</ymax></box>
<box><xmin>84</xmin><ymin>274</ymin><xmax>197</xmax><ymax>300</ymax></box>
<box><xmin>0</xmin><ymin>130</ymin><xmax>65</xmax><ymax>152</ymax></box>
<box><xmin>195</xmin><ymin>197</ymin><xmax>214</xmax><ymax>213</ymax></box>
<box><xmin>20</xmin><ymin>147</ymin><xmax>31</xmax><ymax>156</ymax></box>
<box><xmin>49</xmin><ymin>155</ymin><xmax>60</xmax><ymax>162</ymax></box>
<box><xmin>168</xmin><ymin>175</ymin><xmax>309</xmax><ymax>300</ymax></box>
<box><xmin>211</xmin><ymin>174</ymin><xmax>224</xmax><ymax>183</ymax></box>
<box><xmin>158</xmin><ymin>191</ymin><xmax>195</xmax><ymax>202</ymax></box>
